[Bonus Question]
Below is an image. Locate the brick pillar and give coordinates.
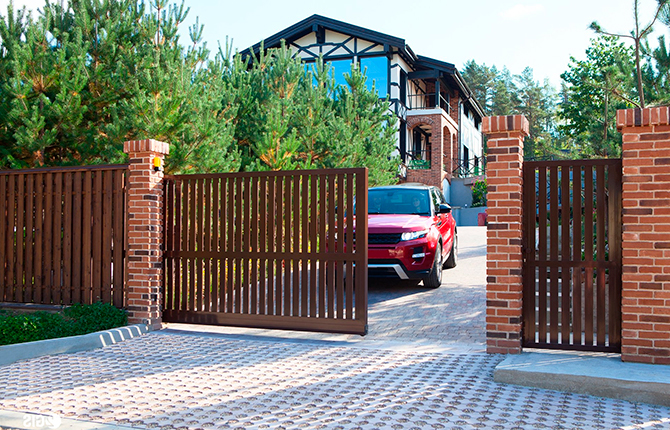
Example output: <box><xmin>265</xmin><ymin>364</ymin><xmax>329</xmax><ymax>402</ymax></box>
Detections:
<box><xmin>617</xmin><ymin>107</ymin><xmax>670</xmax><ymax>364</ymax></box>
<box><xmin>483</xmin><ymin>115</ymin><xmax>529</xmax><ymax>354</ymax></box>
<box><xmin>123</xmin><ymin>139</ymin><xmax>169</xmax><ymax>330</ymax></box>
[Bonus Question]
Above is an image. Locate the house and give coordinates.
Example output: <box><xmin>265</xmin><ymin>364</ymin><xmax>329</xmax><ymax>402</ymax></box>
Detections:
<box><xmin>240</xmin><ymin>14</ymin><xmax>485</xmax><ymax>203</ymax></box>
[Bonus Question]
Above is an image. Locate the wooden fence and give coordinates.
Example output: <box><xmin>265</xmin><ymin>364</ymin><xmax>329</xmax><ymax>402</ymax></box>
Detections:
<box><xmin>0</xmin><ymin>165</ymin><xmax>127</xmax><ymax>307</ymax></box>
<box><xmin>162</xmin><ymin>168</ymin><xmax>369</xmax><ymax>335</ymax></box>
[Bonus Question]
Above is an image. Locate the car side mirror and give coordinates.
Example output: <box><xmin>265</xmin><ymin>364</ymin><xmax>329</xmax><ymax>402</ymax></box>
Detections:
<box><xmin>438</xmin><ymin>204</ymin><xmax>451</xmax><ymax>214</ymax></box>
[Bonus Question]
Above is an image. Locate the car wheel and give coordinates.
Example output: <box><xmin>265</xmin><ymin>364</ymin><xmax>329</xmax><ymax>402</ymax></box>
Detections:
<box><xmin>444</xmin><ymin>234</ymin><xmax>458</xmax><ymax>269</ymax></box>
<box><xmin>423</xmin><ymin>244</ymin><xmax>443</xmax><ymax>288</ymax></box>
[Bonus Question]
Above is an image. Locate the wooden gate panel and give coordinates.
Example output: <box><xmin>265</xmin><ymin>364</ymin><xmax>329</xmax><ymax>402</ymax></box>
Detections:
<box><xmin>523</xmin><ymin>159</ymin><xmax>622</xmax><ymax>352</ymax></box>
<box><xmin>163</xmin><ymin>168</ymin><xmax>368</xmax><ymax>335</ymax></box>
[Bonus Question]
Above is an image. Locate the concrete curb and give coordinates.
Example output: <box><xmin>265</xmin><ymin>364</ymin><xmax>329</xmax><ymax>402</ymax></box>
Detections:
<box><xmin>0</xmin><ymin>324</ymin><xmax>149</xmax><ymax>367</ymax></box>
<box><xmin>494</xmin><ymin>350</ymin><xmax>670</xmax><ymax>407</ymax></box>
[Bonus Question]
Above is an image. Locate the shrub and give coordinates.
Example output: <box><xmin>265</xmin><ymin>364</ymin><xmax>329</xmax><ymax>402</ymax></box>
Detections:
<box><xmin>0</xmin><ymin>302</ymin><xmax>127</xmax><ymax>346</ymax></box>
<box><xmin>472</xmin><ymin>179</ymin><xmax>487</xmax><ymax>207</ymax></box>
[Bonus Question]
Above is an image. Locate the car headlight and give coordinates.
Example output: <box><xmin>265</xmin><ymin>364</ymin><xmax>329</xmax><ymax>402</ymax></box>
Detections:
<box><xmin>401</xmin><ymin>229</ymin><xmax>428</xmax><ymax>241</ymax></box>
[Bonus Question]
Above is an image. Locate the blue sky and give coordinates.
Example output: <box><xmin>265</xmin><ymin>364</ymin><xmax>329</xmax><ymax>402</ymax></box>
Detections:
<box><xmin>3</xmin><ymin>0</ymin><xmax>667</xmax><ymax>88</ymax></box>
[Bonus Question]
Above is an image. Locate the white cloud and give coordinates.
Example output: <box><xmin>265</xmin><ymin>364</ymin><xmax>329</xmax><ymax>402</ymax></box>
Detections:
<box><xmin>500</xmin><ymin>4</ymin><xmax>544</xmax><ymax>20</ymax></box>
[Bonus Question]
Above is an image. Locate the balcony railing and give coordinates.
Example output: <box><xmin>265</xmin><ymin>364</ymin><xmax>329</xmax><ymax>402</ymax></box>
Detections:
<box><xmin>407</xmin><ymin>150</ymin><xmax>431</xmax><ymax>170</ymax></box>
<box><xmin>406</xmin><ymin>93</ymin><xmax>450</xmax><ymax>114</ymax></box>
<box><xmin>451</xmin><ymin>157</ymin><xmax>486</xmax><ymax>178</ymax></box>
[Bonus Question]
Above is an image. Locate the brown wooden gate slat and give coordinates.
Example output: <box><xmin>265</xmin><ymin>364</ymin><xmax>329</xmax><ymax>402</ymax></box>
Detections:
<box><xmin>523</xmin><ymin>159</ymin><xmax>622</xmax><ymax>352</ymax></box>
<box><xmin>0</xmin><ymin>165</ymin><xmax>127</xmax><ymax>307</ymax></box>
<box><xmin>163</xmin><ymin>168</ymin><xmax>369</xmax><ymax>335</ymax></box>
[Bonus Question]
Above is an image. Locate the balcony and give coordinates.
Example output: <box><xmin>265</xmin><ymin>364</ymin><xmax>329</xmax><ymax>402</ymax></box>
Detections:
<box><xmin>451</xmin><ymin>157</ymin><xmax>486</xmax><ymax>178</ymax></box>
<box><xmin>406</xmin><ymin>93</ymin><xmax>450</xmax><ymax>114</ymax></box>
<box><xmin>407</xmin><ymin>149</ymin><xmax>431</xmax><ymax>170</ymax></box>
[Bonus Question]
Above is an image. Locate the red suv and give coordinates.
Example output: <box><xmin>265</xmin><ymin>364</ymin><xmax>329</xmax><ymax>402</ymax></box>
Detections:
<box><xmin>367</xmin><ymin>184</ymin><xmax>457</xmax><ymax>287</ymax></box>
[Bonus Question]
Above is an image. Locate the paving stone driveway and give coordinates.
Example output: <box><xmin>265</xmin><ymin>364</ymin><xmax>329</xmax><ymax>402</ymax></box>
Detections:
<box><xmin>2</xmin><ymin>227</ymin><xmax>670</xmax><ymax>429</ymax></box>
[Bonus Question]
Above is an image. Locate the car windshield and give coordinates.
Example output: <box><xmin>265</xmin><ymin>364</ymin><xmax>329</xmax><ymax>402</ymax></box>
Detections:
<box><xmin>368</xmin><ymin>189</ymin><xmax>431</xmax><ymax>216</ymax></box>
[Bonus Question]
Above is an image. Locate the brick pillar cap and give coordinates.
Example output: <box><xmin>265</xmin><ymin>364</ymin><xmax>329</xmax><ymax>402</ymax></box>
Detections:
<box><xmin>483</xmin><ymin>115</ymin><xmax>529</xmax><ymax>136</ymax></box>
<box><xmin>123</xmin><ymin>139</ymin><xmax>170</xmax><ymax>155</ymax></box>
<box><xmin>617</xmin><ymin>107</ymin><xmax>670</xmax><ymax>130</ymax></box>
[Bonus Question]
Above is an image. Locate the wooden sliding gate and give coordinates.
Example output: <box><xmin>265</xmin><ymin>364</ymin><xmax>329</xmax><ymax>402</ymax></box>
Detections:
<box><xmin>162</xmin><ymin>168</ymin><xmax>368</xmax><ymax>335</ymax></box>
<box><xmin>522</xmin><ymin>159</ymin><xmax>622</xmax><ymax>352</ymax></box>
<box><xmin>0</xmin><ymin>165</ymin><xmax>127</xmax><ymax>306</ymax></box>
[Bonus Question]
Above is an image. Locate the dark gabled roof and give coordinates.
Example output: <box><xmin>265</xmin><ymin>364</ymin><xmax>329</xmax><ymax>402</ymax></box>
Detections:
<box><xmin>240</xmin><ymin>14</ymin><xmax>408</xmax><ymax>59</ymax></box>
<box><xmin>239</xmin><ymin>15</ymin><xmax>484</xmax><ymax>121</ymax></box>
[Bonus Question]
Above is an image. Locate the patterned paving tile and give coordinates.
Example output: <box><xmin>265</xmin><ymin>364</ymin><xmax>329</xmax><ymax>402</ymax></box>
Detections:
<box><xmin>1</xmin><ymin>333</ymin><xmax>669</xmax><ymax>430</ymax></box>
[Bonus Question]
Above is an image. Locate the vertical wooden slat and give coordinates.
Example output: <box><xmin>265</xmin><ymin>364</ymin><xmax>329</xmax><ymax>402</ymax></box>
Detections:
<box><xmin>15</xmin><ymin>174</ymin><xmax>25</xmax><ymax>302</ymax></box>
<box><xmin>24</xmin><ymin>174</ymin><xmax>34</xmax><ymax>303</ymax></box>
<box><xmin>72</xmin><ymin>172</ymin><xmax>82</xmax><ymax>305</ymax></box>
<box><xmin>327</xmin><ymin>174</ymin><xmax>336</xmax><ymax>318</ymax></box>
<box><xmin>301</xmin><ymin>174</ymin><xmax>309</xmax><ymax>317</ymax></box>
<box><xmin>243</xmin><ymin>176</ymin><xmax>251</xmax><ymax>314</ymax></box>
<box><xmin>111</xmin><ymin>169</ymin><xmax>123</xmax><ymax>308</ymax></box>
<box><xmin>164</xmin><ymin>178</ymin><xmax>173</xmax><ymax>311</ymax></box>
<box><xmin>212</xmin><ymin>177</ymin><xmax>219</xmax><ymax>313</ymax></box>
<box><xmin>81</xmin><ymin>172</ymin><xmax>91</xmax><ymax>304</ymax></box>
<box><xmin>274</xmin><ymin>176</ymin><xmax>284</xmax><ymax>316</ymax></box>
<box><xmin>548</xmin><ymin>166</ymin><xmax>559</xmax><ymax>343</ymax></box>
<box><xmin>101</xmin><ymin>171</ymin><xmax>113</xmax><ymax>304</ymax></box>
<box><xmin>204</xmin><ymin>178</ymin><xmax>212</xmax><ymax>312</ymax></box>
<box><xmin>584</xmin><ymin>166</ymin><xmax>595</xmax><ymax>346</ymax></box>
<box><xmin>538</xmin><ymin>167</ymin><xmax>547</xmax><ymax>343</ymax></box>
<box><xmin>283</xmin><ymin>176</ymin><xmax>291</xmax><ymax>316</ymax></box>
<box><xmin>0</xmin><ymin>175</ymin><xmax>6</xmax><ymax>302</ymax></box>
<box><xmin>189</xmin><ymin>178</ymin><xmax>197</xmax><ymax>312</ymax></box>
<box><xmin>522</xmin><ymin>165</ymin><xmax>536</xmax><ymax>345</ymax></box>
<box><xmin>319</xmin><ymin>174</ymin><xmax>327</xmax><ymax>318</ymax></box>
<box><xmin>292</xmin><ymin>175</ymin><xmax>301</xmax><ymax>317</ymax></box>
<box><xmin>195</xmin><ymin>178</ymin><xmax>204</xmax><ymax>311</ymax></box>
<box><xmin>53</xmin><ymin>173</ymin><xmax>63</xmax><ymax>304</ymax></box>
<box><xmin>355</xmin><ymin>169</ymin><xmax>368</xmax><ymax>326</ymax></box>
<box><xmin>572</xmin><ymin>166</ymin><xmax>583</xmax><ymax>346</ymax></box>
<box><xmin>225</xmin><ymin>177</ymin><xmax>234</xmax><ymax>313</ymax></box>
<box><xmin>33</xmin><ymin>174</ymin><xmax>44</xmax><ymax>304</ymax></box>
<box><xmin>6</xmin><ymin>176</ymin><xmax>16</xmax><ymax>301</ymax></box>
<box><xmin>259</xmin><ymin>176</ymin><xmax>267</xmax><ymax>315</ymax></box>
<box><xmin>608</xmin><ymin>161</ymin><xmax>623</xmax><ymax>348</ymax></box>
<box><xmin>266</xmin><ymin>176</ymin><xmax>275</xmax><ymax>315</ymax></box>
<box><xmin>561</xmin><ymin>166</ymin><xmax>571</xmax><ymax>344</ymax></box>
<box><xmin>62</xmin><ymin>173</ymin><xmax>73</xmax><ymax>304</ymax></box>
<box><xmin>251</xmin><ymin>177</ymin><xmax>259</xmax><ymax>315</ymax></box>
<box><xmin>345</xmin><ymin>173</ymin><xmax>354</xmax><ymax>319</ymax></box>
<box><xmin>596</xmin><ymin>165</ymin><xmax>606</xmax><ymax>346</ymax></box>
<box><xmin>180</xmin><ymin>179</ymin><xmax>189</xmax><ymax>311</ymax></box>
<box><xmin>309</xmin><ymin>174</ymin><xmax>318</xmax><ymax>317</ymax></box>
<box><xmin>91</xmin><ymin>172</ymin><xmax>102</xmax><ymax>302</ymax></box>
<box><xmin>336</xmin><ymin>174</ymin><xmax>345</xmax><ymax>320</ymax></box>
<box><xmin>235</xmin><ymin>177</ymin><xmax>243</xmax><ymax>313</ymax></box>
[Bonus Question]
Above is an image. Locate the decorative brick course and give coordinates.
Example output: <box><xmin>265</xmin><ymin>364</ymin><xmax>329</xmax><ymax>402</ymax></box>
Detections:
<box><xmin>483</xmin><ymin>115</ymin><xmax>528</xmax><ymax>354</ymax></box>
<box><xmin>618</xmin><ymin>107</ymin><xmax>670</xmax><ymax>364</ymax></box>
<box><xmin>123</xmin><ymin>139</ymin><xmax>169</xmax><ymax>329</ymax></box>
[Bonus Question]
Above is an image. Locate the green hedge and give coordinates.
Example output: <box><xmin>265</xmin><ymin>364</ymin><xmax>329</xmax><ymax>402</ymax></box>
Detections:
<box><xmin>0</xmin><ymin>302</ymin><xmax>127</xmax><ymax>346</ymax></box>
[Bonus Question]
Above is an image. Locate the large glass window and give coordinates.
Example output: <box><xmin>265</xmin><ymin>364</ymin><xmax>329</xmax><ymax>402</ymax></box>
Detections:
<box><xmin>360</xmin><ymin>56</ymin><xmax>388</xmax><ymax>98</ymax></box>
<box><xmin>329</xmin><ymin>59</ymin><xmax>353</xmax><ymax>88</ymax></box>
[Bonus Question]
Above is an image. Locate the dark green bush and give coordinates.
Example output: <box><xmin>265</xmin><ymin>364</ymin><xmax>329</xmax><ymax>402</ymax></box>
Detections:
<box><xmin>472</xmin><ymin>179</ymin><xmax>487</xmax><ymax>208</ymax></box>
<box><xmin>0</xmin><ymin>302</ymin><xmax>127</xmax><ymax>346</ymax></box>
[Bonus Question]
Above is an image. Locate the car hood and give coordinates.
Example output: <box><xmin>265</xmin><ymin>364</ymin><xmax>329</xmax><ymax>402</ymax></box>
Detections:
<box><xmin>368</xmin><ymin>214</ymin><xmax>432</xmax><ymax>233</ymax></box>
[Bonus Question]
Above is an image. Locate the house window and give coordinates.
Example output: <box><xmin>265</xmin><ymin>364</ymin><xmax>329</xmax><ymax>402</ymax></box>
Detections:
<box><xmin>329</xmin><ymin>59</ymin><xmax>353</xmax><ymax>88</ymax></box>
<box><xmin>360</xmin><ymin>56</ymin><xmax>388</xmax><ymax>98</ymax></box>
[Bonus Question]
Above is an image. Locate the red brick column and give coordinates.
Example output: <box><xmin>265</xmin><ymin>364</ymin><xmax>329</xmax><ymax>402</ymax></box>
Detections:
<box><xmin>123</xmin><ymin>139</ymin><xmax>169</xmax><ymax>329</ymax></box>
<box><xmin>617</xmin><ymin>107</ymin><xmax>670</xmax><ymax>364</ymax></box>
<box><xmin>483</xmin><ymin>115</ymin><xmax>529</xmax><ymax>354</ymax></box>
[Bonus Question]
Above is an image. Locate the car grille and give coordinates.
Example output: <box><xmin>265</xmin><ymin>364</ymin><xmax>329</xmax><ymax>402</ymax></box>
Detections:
<box><xmin>368</xmin><ymin>233</ymin><xmax>402</xmax><ymax>244</ymax></box>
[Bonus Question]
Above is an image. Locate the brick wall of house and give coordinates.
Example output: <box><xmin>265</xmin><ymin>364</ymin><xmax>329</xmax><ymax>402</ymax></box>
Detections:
<box><xmin>617</xmin><ymin>107</ymin><xmax>670</xmax><ymax>364</ymax></box>
<box><xmin>406</xmin><ymin>113</ymin><xmax>449</xmax><ymax>188</ymax></box>
<box><xmin>482</xmin><ymin>115</ymin><xmax>528</xmax><ymax>354</ymax></box>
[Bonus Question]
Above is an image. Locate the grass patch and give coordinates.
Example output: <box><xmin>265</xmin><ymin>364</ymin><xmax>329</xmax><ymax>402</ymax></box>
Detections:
<box><xmin>0</xmin><ymin>302</ymin><xmax>128</xmax><ymax>346</ymax></box>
